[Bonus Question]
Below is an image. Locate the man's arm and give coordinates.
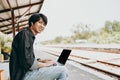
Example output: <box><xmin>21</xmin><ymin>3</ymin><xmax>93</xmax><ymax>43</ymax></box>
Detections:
<box><xmin>30</xmin><ymin>58</ymin><xmax>56</xmax><ymax>70</ymax></box>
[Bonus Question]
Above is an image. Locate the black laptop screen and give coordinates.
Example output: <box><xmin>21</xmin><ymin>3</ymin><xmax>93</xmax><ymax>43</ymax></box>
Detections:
<box><xmin>57</xmin><ymin>49</ymin><xmax>71</xmax><ymax>65</ymax></box>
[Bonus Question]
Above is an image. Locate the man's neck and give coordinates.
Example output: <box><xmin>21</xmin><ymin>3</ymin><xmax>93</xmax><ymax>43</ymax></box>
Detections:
<box><xmin>30</xmin><ymin>27</ymin><xmax>37</xmax><ymax>36</ymax></box>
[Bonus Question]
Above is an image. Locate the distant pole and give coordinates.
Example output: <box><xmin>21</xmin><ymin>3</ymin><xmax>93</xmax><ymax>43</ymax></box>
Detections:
<box><xmin>11</xmin><ymin>9</ymin><xmax>15</xmax><ymax>38</ymax></box>
<box><xmin>17</xmin><ymin>23</ymin><xmax>20</xmax><ymax>32</ymax></box>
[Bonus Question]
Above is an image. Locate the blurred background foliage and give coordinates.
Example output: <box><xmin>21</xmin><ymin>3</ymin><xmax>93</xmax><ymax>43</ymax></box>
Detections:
<box><xmin>0</xmin><ymin>34</ymin><xmax>12</xmax><ymax>53</ymax></box>
<box><xmin>40</xmin><ymin>20</ymin><xmax>120</xmax><ymax>45</ymax></box>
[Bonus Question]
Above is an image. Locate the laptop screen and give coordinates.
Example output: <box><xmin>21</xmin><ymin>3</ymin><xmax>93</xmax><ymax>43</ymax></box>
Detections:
<box><xmin>57</xmin><ymin>49</ymin><xmax>72</xmax><ymax>65</ymax></box>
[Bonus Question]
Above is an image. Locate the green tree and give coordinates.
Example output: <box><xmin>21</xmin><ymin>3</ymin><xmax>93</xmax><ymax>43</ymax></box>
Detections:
<box><xmin>54</xmin><ymin>36</ymin><xmax>63</xmax><ymax>43</ymax></box>
<box><xmin>71</xmin><ymin>23</ymin><xmax>92</xmax><ymax>39</ymax></box>
<box><xmin>112</xmin><ymin>20</ymin><xmax>120</xmax><ymax>32</ymax></box>
<box><xmin>104</xmin><ymin>21</ymin><xmax>112</xmax><ymax>33</ymax></box>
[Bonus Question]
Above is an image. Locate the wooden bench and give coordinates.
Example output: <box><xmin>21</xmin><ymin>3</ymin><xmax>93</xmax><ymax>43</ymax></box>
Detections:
<box><xmin>0</xmin><ymin>69</ymin><xmax>5</xmax><ymax>80</ymax></box>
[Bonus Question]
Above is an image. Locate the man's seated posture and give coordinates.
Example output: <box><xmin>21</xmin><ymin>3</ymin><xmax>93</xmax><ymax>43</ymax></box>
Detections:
<box><xmin>9</xmin><ymin>13</ymin><xmax>68</xmax><ymax>80</ymax></box>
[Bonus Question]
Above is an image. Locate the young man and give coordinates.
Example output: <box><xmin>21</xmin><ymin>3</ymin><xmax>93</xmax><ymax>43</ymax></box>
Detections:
<box><xmin>9</xmin><ymin>13</ymin><xmax>68</xmax><ymax>80</ymax></box>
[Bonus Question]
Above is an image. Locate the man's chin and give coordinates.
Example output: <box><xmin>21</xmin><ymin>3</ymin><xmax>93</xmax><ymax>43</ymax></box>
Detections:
<box><xmin>38</xmin><ymin>31</ymin><xmax>42</xmax><ymax>33</ymax></box>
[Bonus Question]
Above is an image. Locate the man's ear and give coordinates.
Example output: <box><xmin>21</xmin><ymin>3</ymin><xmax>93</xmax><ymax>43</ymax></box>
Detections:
<box><xmin>31</xmin><ymin>22</ymin><xmax>33</xmax><ymax>26</ymax></box>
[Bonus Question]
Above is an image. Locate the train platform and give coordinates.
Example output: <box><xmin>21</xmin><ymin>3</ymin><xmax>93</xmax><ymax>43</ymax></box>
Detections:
<box><xmin>0</xmin><ymin>46</ymin><xmax>119</xmax><ymax>80</ymax></box>
<box><xmin>38</xmin><ymin>46</ymin><xmax>120</xmax><ymax>79</ymax></box>
<box><xmin>0</xmin><ymin>54</ymin><xmax>104</xmax><ymax>80</ymax></box>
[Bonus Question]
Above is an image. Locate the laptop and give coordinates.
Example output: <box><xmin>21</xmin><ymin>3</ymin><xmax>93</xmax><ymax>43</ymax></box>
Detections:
<box><xmin>57</xmin><ymin>49</ymin><xmax>72</xmax><ymax>65</ymax></box>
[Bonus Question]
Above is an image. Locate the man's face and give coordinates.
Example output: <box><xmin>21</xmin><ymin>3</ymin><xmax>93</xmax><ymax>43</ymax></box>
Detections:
<box><xmin>32</xmin><ymin>18</ymin><xmax>46</xmax><ymax>34</ymax></box>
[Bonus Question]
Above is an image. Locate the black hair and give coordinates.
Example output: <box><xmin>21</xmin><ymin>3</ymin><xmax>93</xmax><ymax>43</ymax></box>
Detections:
<box><xmin>28</xmin><ymin>13</ymin><xmax>48</xmax><ymax>27</ymax></box>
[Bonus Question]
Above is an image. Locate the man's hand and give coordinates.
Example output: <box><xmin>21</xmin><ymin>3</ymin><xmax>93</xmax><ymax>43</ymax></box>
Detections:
<box><xmin>40</xmin><ymin>59</ymin><xmax>52</xmax><ymax>63</ymax></box>
<box><xmin>38</xmin><ymin>59</ymin><xmax>56</xmax><ymax>68</ymax></box>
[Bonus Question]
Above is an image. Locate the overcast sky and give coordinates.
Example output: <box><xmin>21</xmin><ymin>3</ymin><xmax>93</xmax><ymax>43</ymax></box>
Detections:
<box><xmin>35</xmin><ymin>0</ymin><xmax>120</xmax><ymax>42</ymax></box>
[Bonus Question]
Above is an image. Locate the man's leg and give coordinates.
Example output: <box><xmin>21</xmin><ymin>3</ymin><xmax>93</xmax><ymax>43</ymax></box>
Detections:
<box><xmin>24</xmin><ymin>66</ymin><xmax>68</xmax><ymax>80</ymax></box>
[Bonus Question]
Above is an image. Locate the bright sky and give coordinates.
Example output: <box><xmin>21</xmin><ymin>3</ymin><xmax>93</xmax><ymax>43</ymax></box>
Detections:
<box><xmin>36</xmin><ymin>0</ymin><xmax>120</xmax><ymax>42</ymax></box>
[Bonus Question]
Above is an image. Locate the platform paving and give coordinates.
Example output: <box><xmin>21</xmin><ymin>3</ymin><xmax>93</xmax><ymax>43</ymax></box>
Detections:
<box><xmin>0</xmin><ymin>47</ymin><xmax>118</xmax><ymax>80</ymax></box>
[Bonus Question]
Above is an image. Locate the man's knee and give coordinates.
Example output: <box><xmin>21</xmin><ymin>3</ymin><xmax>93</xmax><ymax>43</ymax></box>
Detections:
<box><xmin>57</xmin><ymin>66</ymin><xmax>68</xmax><ymax>76</ymax></box>
<box><xmin>58</xmin><ymin>66</ymin><xmax>68</xmax><ymax>80</ymax></box>
<box><xmin>61</xmin><ymin>66</ymin><xmax>68</xmax><ymax>72</ymax></box>
<box><xmin>53</xmin><ymin>66</ymin><xmax>68</xmax><ymax>73</ymax></box>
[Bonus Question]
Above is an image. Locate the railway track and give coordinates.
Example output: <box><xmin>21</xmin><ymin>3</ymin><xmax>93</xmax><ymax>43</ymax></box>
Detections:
<box><xmin>39</xmin><ymin>46</ymin><xmax>120</xmax><ymax>80</ymax></box>
<box><xmin>46</xmin><ymin>44</ymin><xmax>120</xmax><ymax>54</ymax></box>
